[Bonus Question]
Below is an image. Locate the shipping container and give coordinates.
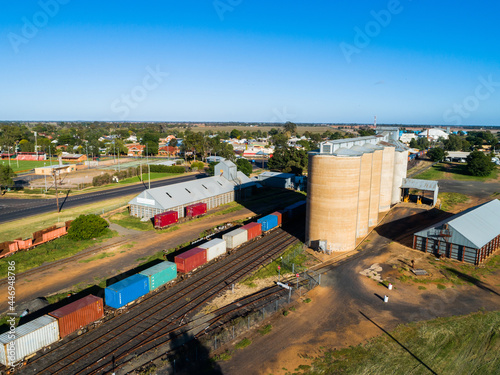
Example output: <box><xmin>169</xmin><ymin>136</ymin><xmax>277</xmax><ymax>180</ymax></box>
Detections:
<box><xmin>199</xmin><ymin>238</ymin><xmax>227</xmax><ymax>262</ymax></box>
<box><xmin>257</xmin><ymin>215</ymin><xmax>278</xmax><ymax>232</ymax></box>
<box><xmin>185</xmin><ymin>202</ymin><xmax>207</xmax><ymax>218</ymax></box>
<box><xmin>0</xmin><ymin>315</ymin><xmax>59</xmax><ymax>367</ymax></box>
<box><xmin>270</xmin><ymin>211</ymin><xmax>283</xmax><ymax>226</ymax></box>
<box><xmin>139</xmin><ymin>261</ymin><xmax>177</xmax><ymax>291</ymax></box>
<box><xmin>154</xmin><ymin>211</ymin><xmax>178</xmax><ymax>229</ymax></box>
<box><xmin>105</xmin><ymin>274</ymin><xmax>149</xmax><ymax>309</ymax></box>
<box><xmin>175</xmin><ymin>247</ymin><xmax>207</xmax><ymax>273</ymax></box>
<box><xmin>49</xmin><ymin>295</ymin><xmax>103</xmax><ymax>338</ymax></box>
<box><xmin>284</xmin><ymin>200</ymin><xmax>306</xmax><ymax>218</ymax></box>
<box><xmin>223</xmin><ymin>228</ymin><xmax>248</xmax><ymax>249</ymax></box>
<box><xmin>241</xmin><ymin>222</ymin><xmax>262</xmax><ymax>241</ymax></box>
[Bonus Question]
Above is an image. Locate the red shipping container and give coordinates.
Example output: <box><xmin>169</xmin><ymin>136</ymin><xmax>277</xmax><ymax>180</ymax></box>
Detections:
<box><xmin>185</xmin><ymin>202</ymin><xmax>207</xmax><ymax>218</ymax></box>
<box><xmin>49</xmin><ymin>295</ymin><xmax>104</xmax><ymax>338</ymax></box>
<box><xmin>270</xmin><ymin>211</ymin><xmax>282</xmax><ymax>226</ymax></box>
<box><xmin>241</xmin><ymin>222</ymin><xmax>262</xmax><ymax>241</ymax></box>
<box><xmin>175</xmin><ymin>247</ymin><xmax>207</xmax><ymax>273</ymax></box>
<box><xmin>154</xmin><ymin>211</ymin><xmax>178</xmax><ymax>228</ymax></box>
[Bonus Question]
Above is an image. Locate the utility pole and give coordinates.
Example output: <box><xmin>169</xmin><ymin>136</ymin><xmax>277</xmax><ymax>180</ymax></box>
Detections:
<box><xmin>148</xmin><ymin>163</ymin><xmax>151</xmax><ymax>190</ymax></box>
<box><xmin>53</xmin><ymin>169</ymin><xmax>60</xmax><ymax>212</ymax></box>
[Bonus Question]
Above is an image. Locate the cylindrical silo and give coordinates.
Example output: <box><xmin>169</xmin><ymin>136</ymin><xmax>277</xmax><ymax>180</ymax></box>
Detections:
<box><xmin>351</xmin><ymin>146</ymin><xmax>373</xmax><ymax>238</ymax></box>
<box><xmin>391</xmin><ymin>150</ymin><xmax>409</xmax><ymax>205</ymax></box>
<box><xmin>366</xmin><ymin>146</ymin><xmax>383</xmax><ymax>227</ymax></box>
<box><xmin>306</xmin><ymin>151</ymin><xmax>361</xmax><ymax>252</ymax></box>
<box><xmin>379</xmin><ymin>146</ymin><xmax>395</xmax><ymax>212</ymax></box>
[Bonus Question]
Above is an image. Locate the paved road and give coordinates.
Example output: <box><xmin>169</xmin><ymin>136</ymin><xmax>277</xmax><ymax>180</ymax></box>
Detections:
<box><xmin>438</xmin><ymin>179</ymin><xmax>500</xmax><ymax>199</ymax></box>
<box><xmin>0</xmin><ymin>174</ymin><xmax>206</xmax><ymax>224</ymax></box>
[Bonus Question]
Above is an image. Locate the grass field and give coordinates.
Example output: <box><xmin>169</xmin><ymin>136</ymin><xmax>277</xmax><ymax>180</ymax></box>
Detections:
<box><xmin>437</xmin><ymin>192</ymin><xmax>469</xmax><ymax>211</ymax></box>
<box><xmin>0</xmin><ymin>194</ymin><xmax>136</xmax><ymax>242</ymax></box>
<box><xmin>117</xmin><ymin>172</ymin><xmax>182</xmax><ymax>184</ymax></box>
<box><xmin>109</xmin><ymin>210</ymin><xmax>153</xmax><ymax>231</ymax></box>
<box><xmin>415</xmin><ymin>162</ymin><xmax>498</xmax><ymax>181</ymax></box>
<box><xmin>1</xmin><ymin>159</ymin><xmax>55</xmax><ymax>173</ymax></box>
<box><xmin>0</xmin><ymin>229</ymin><xmax>117</xmax><ymax>276</ymax></box>
<box><xmin>293</xmin><ymin>310</ymin><xmax>500</xmax><ymax>375</ymax></box>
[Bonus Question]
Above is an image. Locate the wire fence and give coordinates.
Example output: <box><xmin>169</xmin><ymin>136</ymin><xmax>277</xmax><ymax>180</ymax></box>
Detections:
<box><xmin>154</xmin><ymin>271</ymin><xmax>322</xmax><ymax>374</ymax></box>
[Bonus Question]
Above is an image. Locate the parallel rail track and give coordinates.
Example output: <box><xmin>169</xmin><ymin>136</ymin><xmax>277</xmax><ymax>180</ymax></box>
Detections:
<box><xmin>18</xmin><ymin>227</ymin><xmax>301</xmax><ymax>375</ymax></box>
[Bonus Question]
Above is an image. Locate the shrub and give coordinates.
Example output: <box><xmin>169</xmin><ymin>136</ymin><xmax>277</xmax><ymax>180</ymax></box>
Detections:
<box><xmin>67</xmin><ymin>214</ymin><xmax>109</xmax><ymax>240</ymax></box>
<box><xmin>92</xmin><ymin>173</ymin><xmax>112</xmax><ymax>186</ymax></box>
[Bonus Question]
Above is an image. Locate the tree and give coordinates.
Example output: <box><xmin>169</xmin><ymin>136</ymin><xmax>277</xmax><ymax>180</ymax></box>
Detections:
<box><xmin>0</xmin><ymin>165</ymin><xmax>16</xmax><ymax>192</ymax></box>
<box><xmin>236</xmin><ymin>158</ymin><xmax>253</xmax><ymax>176</ymax></box>
<box><xmin>168</xmin><ymin>138</ymin><xmax>178</xmax><ymax>147</ymax></box>
<box><xmin>466</xmin><ymin>151</ymin><xmax>496</xmax><ymax>176</ymax></box>
<box><xmin>268</xmin><ymin>147</ymin><xmax>308</xmax><ymax>175</ymax></box>
<box><xmin>427</xmin><ymin>147</ymin><xmax>447</xmax><ymax>162</ymax></box>
<box><xmin>144</xmin><ymin>141</ymin><xmax>158</xmax><ymax>156</ymax></box>
<box><xmin>443</xmin><ymin>134</ymin><xmax>463</xmax><ymax>151</ymax></box>
<box><xmin>207</xmin><ymin>162</ymin><xmax>217</xmax><ymax>176</ymax></box>
<box><xmin>230</xmin><ymin>129</ymin><xmax>242</xmax><ymax>139</ymax></box>
<box><xmin>67</xmin><ymin>214</ymin><xmax>109</xmax><ymax>240</ymax></box>
<box><xmin>283</xmin><ymin>122</ymin><xmax>297</xmax><ymax>135</ymax></box>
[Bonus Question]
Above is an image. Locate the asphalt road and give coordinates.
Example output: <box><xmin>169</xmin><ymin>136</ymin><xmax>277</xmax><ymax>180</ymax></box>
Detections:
<box><xmin>0</xmin><ymin>174</ymin><xmax>206</xmax><ymax>224</ymax></box>
<box><xmin>438</xmin><ymin>179</ymin><xmax>500</xmax><ymax>199</ymax></box>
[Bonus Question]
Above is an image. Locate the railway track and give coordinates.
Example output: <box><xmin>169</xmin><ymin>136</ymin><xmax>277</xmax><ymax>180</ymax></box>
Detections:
<box><xmin>19</xmin><ymin>227</ymin><xmax>300</xmax><ymax>375</ymax></box>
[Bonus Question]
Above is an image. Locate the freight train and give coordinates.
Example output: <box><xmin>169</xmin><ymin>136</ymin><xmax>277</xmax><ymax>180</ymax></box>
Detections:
<box><xmin>0</xmin><ymin>221</ymin><xmax>72</xmax><ymax>259</ymax></box>
<box><xmin>0</xmin><ymin>200</ymin><xmax>306</xmax><ymax>367</ymax></box>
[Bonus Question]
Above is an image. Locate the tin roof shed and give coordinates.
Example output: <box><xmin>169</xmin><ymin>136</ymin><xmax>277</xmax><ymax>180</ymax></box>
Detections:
<box><xmin>414</xmin><ymin>199</ymin><xmax>500</xmax><ymax>249</ymax></box>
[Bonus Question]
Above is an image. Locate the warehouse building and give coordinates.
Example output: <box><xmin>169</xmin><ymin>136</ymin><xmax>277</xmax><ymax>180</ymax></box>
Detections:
<box><xmin>306</xmin><ymin>130</ymin><xmax>408</xmax><ymax>252</ymax></box>
<box><xmin>129</xmin><ymin>160</ymin><xmax>255</xmax><ymax>219</ymax></box>
<box><xmin>413</xmin><ymin>199</ymin><xmax>500</xmax><ymax>265</ymax></box>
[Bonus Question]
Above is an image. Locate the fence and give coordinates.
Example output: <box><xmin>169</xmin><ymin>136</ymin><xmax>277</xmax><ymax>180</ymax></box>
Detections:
<box><xmin>152</xmin><ymin>271</ymin><xmax>322</xmax><ymax>374</ymax></box>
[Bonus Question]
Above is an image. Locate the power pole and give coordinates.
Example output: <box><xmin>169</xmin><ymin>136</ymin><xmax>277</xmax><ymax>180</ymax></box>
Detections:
<box><xmin>53</xmin><ymin>169</ymin><xmax>60</xmax><ymax>212</ymax></box>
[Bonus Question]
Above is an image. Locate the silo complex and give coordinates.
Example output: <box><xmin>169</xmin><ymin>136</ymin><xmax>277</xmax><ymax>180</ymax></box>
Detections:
<box><xmin>306</xmin><ymin>132</ymin><xmax>408</xmax><ymax>253</ymax></box>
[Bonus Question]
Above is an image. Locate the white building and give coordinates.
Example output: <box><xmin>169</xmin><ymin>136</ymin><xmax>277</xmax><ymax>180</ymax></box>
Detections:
<box><xmin>417</xmin><ymin>129</ymin><xmax>449</xmax><ymax>141</ymax></box>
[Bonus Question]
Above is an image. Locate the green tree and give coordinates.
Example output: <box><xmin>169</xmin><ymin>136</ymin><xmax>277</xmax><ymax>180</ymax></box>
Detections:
<box><xmin>230</xmin><ymin>129</ymin><xmax>242</xmax><ymax>139</ymax></box>
<box><xmin>443</xmin><ymin>134</ymin><xmax>463</xmax><ymax>151</ymax></box>
<box><xmin>427</xmin><ymin>147</ymin><xmax>447</xmax><ymax>162</ymax></box>
<box><xmin>207</xmin><ymin>162</ymin><xmax>217</xmax><ymax>176</ymax></box>
<box><xmin>168</xmin><ymin>138</ymin><xmax>178</xmax><ymax>147</ymax></box>
<box><xmin>268</xmin><ymin>147</ymin><xmax>308</xmax><ymax>175</ymax></box>
<box><xmin>236</xmin><ymin>158</ymin><xmax>253</xmax><ymax>176</ymax></box>
<box><xmin>0</xmin><ymin>165</ymin><xmax>16</xmax><ymax>192</ymax></box>
<box><xmin>67</xmin><ymin>214</ymin><xmax>109</xmax><ymax>240</ymax></box>
<box><xmin>283</xmin><ymin>122</ymin><xmax>297</xmax><ymax>135</ymax></box>
<box><xmin>466</xmin><ymin>151</ymin><xmax>496</xmax><ymax>176</ymax></box>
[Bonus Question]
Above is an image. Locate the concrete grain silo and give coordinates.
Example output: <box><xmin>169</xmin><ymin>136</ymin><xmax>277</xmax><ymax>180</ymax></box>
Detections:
<box><xmin>306</xmin><ymin>132</ymin><xmax>409</xmax><ymax>253</ymax></box>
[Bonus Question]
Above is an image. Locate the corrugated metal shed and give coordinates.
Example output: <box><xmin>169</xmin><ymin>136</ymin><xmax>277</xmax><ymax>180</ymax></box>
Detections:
<box><xmin>401</xmin><ymin>178</ymin><xmax>438</xmax><ymax>191</ymax></box>
<box><xmin>415</xmin><ymin>199</ymin><xmax>500</xmax><ymax>249</ymax></box>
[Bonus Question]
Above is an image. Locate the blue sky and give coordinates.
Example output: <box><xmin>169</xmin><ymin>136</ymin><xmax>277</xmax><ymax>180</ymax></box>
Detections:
<box><xmin>1</xmin><ymin>1</ymin><xmax>499</xmax><ymax>125</ymax></box>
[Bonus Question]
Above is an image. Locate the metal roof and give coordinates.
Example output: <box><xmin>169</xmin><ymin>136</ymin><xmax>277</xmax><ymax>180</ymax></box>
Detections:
<box><xmin>415</xmin><ymin>199</ymin><xmax>500</xmax><ymax>249</ymax></box>
<box><xmin>401</xmin><ymin>178</ymin><xmax>438</xmax><ymax>192</ymax></box>
<box><xmin>129</xmin><ymin>171</ymin><xmax>254</xmax><ymax>210</ymax></box>
<box><xmin>258</xmin><ymin>171</ymin><xmax>294</xmax><ymax>179</ymax></box>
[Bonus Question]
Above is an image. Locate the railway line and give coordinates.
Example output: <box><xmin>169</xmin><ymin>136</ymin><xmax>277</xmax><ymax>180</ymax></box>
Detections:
<box><xmin>18</xmin><ymin>227</ymin><xmax>301</xmax><ymax>375</ymax></box>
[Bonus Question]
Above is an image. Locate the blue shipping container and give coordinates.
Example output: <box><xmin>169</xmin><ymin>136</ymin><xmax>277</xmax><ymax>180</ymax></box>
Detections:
<box><xmin>139</xmin><ymin>261</ymin><xmax>177</xmax><ymax>291</ymax></box>
<box><xmin>257</xmin><ymin>214</ymin><xmax>278</xmax><ymax>231</ymax></box>
<box><xmin>105</xmin><ymin>274</ymin><xmax>149</xmax><ymax>309</ymax></box>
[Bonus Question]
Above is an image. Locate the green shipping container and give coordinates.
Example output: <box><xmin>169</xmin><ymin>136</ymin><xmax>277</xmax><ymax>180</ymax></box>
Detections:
<box><xmin>139</xmin><ymin>261</ymin><xmax>177</xmax><ymax>291</ymax></box>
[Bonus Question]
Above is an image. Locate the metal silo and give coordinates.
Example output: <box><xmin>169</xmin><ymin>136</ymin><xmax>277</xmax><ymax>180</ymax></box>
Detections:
<box><xmin>391</xmin><ymin>150</ymin><xmax>409</xmax><ymax>205</ymax></box>
<box><xmin>379</xmin><ymin>146</ymin><xmax>395</xmax><ymax>212</ymax></box>
<box><xmin>306</xmin><ymin>150</ymin><xmax>362</xmax><ymax>252</ymax></box>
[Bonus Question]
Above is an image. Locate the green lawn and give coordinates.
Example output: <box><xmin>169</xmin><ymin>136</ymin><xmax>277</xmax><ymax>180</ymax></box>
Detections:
<box><xmin>438</xmin><ymin>192</ymin><xmax>469</xmax><ymax>212</ymax></box>
<box><xmin>117</xmin><ymin>172</ymin><xmax>182</xmax><ymax>184</ymax></box>
<box><xmin>0</xmin><ymin>159</ymin><xmax>58</xmax><ymax>173</ymax></box>
<box><xmin>0</xmin><ymin>229</ymin><xmax>117</xmax><ymax>277</ymax></box>
<box><xmin>293</xmin><ymin>310</ymin><xmax>500</xmax><ymax>375</ymax></box>
<box><xmin>109</xmin><ymin>210</ymin><xmax>154</xmax><ymax>231</ymax></box>
<box><xmin>415</xmin><ymin>162</ymin><xmax>498</xmax><ymax>181</ymax></box>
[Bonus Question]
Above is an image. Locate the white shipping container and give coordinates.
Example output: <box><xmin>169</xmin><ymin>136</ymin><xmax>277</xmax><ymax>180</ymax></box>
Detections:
<box><xmin>199</xmin><ymin>238</ymin><xmax>227</xmax><ymax>261</ymax></box>
<box><xmin>223</xmin><ymin>228</ymin><xmax>248</xmax><ymax>249</ymax></box>
<box><xmin>0</xmin><ymin>315</ymin><xmax>59</xmax><ymax>367</ymax></box>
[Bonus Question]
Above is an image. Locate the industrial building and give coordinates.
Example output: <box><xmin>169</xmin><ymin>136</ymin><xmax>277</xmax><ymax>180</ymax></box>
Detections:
<box><xmin>129</xmin><ymin>160</ymin><xmax>255</xmax><ymax>219</ymax></box>
<box><xmin>413</xmin><ymin>199</ymin><xmax>500</xmax><ymax>265</ymax></box>
<box><xmin>306</xmin><ymin>131</ymin><xmax>408</xmax><ymax>252</ymax></box>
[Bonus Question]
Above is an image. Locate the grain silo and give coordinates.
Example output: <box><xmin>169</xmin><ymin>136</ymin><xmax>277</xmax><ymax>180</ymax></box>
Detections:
<box><xmin>306</xmin><ymin>132</ymin><xmax>409</xmax><ymax>253</ymax></box>
<box><xmin>392</xmin><ymin>150</ymin><xmax>409</xmax><ymax>205</ymax></box>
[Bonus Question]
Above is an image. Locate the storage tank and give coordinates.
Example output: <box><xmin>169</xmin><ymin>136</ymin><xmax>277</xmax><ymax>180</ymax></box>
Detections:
<box><xmin>139</xmin><ymin>261</ymin><xmax>177</xmax><ymax>291</ymax></box>
<box><xmin>0</xmin><ymin>315</ymin><xmax>59</xmax><ymax>366</ymax></box>
<box><xmin>49</xmin><ymin>295</ymin><xmax>104</xmax><ymax>338</ymax></box>
<box><xmin>306</xmin><ymin>151</ymin><xmax>361</xmax><ymax>252</ymax></box>
<box><xmin>379</xmin><ymin>146</ymin><xmax>395</xmax><ymax>212</ymax></box>
<box><xmin>198</xmin><ymin>238</ymin><xmax>227</xmax><ymax>262</ymax></box>
<box><xmin>351</xmin><ymin>147</ymin><xmax>373</xmax><ymax>238</ymax></box>
<box><xmin>391</xmin><ymin>150</ymin><xmax>408</xmax><ymax>205</ymax></box>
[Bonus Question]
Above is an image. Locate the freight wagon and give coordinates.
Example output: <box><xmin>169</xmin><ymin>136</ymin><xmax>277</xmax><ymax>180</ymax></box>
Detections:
<box><xmin>185</xmin><ymin>202</ymin><xmax>207</xmax><ymax>218</ymax></box>
<box><xmin>154</xmin><ymin>211</ymin><xmax>178</xmax><ymax>229</ymax></box>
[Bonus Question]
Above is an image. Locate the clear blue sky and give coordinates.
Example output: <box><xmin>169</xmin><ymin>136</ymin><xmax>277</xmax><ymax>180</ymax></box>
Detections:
<box><xmin>1</xmin><ymin>1</ymin><xmax>499</xmax><ymax>125</ymax></box>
